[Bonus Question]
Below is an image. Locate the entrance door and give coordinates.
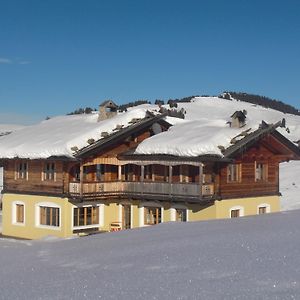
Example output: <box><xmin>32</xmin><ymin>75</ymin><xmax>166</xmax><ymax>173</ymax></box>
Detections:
<box><xmin>122</xmin><ymin>205</ymin><xmax>131</xmax><ymax>229</ymax></box>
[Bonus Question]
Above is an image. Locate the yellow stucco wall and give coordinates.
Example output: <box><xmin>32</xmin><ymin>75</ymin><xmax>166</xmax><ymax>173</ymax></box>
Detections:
<box><xmin>101</xmin><ymin>202</ymin><xmax>119</xmax><ymax>231</ymax></box>
<box><xmin>215</xmin><ymin>195</ymin><xmax>280</xmax><ymax>219</ymax></box>
<box><xmin>187</xmin><ymin>203</ymin><xmax>216</xmax><ymax>221</ymax></box>
<box><xmin>131</xmin><ymin>200</ymin><xmax>140</xmax><ymax>228</ymax></box>
<box><xmin>2</xmin><ymin>194</ymin><xmax>280</xmax><ymax>240</ymax></box>
<box><xmin>2</xmin><ymin>193</ymin><xmax>73</xmax><ymax>239</ymax></box>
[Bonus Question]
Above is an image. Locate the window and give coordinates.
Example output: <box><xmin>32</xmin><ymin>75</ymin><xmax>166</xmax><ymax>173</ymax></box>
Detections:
<box><xmin>255</xmin><ymin>162</ymin><xmax>268</xmax><ymax>181</ymax></box>
<box><xmin>144</xmin><ymin>207</ymin><xmax>161</xmax><ymax>225</ymax></box>
<box><xmin>13</xmin><ymin>202</ymin><xmax>25</xmax><ymax>224</ymax></box>
<box><xmin>73</xmin><ymin>206</ymin><xmax>99</xmax><ymax>227</ymax></box>
<box><xmin>16</xmin><ymin>204</ymin><xmax>24</xmax><ymax>223</ymax></box>
<box><xmin>258</xmin><ymin>207</ymin><xmax>266</xmax><ymax>214</ymax></box>
<box><xmin>230</xmin><ymin>209</ymin><xmax>240</xmax><ymax>218</ymax></box>
<box><xmin>176</xmin><ymin>209</ymin><xmax>187</xmax><ymax>222</ymax></box>
<box><xmin>257</xmin><ymin>204</ymin><xmax>270</xmax><ymax>215</ymax></box>
<box><xmin>227</xmin><ymin>164</ymin><xmax>241</xmax><ymax>182</ymax></box>
<box><xmin>17</xmin><ymin>162</ymin><xmax>28</xmax><ymax>179</ymax></box>
<box><xmin>230</xmin><ymin>206</ymin><xmax>244</xmax><ymax>218</ymax></box>
<box><xmin>40</xmin><ymin>206</ymin><xmax>60</xmax><ymax>227</ymax></box>
<box><xmin>44</xmin><ymin>162</ymin><xmax>55</xmax><ymax>181</ymax></box>
<box><xmin>96</xmin><ymin>164</ymin><xmax>105</xmax><ymax>181</ymax></box>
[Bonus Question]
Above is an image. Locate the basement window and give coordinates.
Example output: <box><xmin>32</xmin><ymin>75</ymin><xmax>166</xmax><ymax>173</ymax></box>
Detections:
<box><xmin>230</xmin><ymin>206</ymin><xmax>244</xmax><ymax>218</ymax></box>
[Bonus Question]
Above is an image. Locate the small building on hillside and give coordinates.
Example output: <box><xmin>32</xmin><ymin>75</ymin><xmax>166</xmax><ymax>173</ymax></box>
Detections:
<box><xmin>0</xmin><ymin>106</ymin><xmax>299</xmax><ymax>240</ymax></box>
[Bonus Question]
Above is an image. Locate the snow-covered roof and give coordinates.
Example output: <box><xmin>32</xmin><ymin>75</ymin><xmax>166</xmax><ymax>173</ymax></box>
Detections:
<box><xmin>135</xmin><ymin>97</ymin><xmax>300</xmax><ymax>157</ymax></box>
<box><xmin>0</xmin><ymin>106</ymin><xmax>157</xmax><ymax>159</ymax></box>
<box><xmin>0</xmin><ymin>97</ymin><xmax>299</xmax><ymax>160</ymax></box>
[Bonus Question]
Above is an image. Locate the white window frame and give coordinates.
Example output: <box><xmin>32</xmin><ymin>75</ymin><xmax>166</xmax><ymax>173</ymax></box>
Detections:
<box><xmin>139</xmin><ymin>202</ymin><xmax>164</xmax><ymax>227</ymax></box>
<box><xmin>229</xmin><ymin>206</ymin><xmax>244</xmax><ymax>218</ymax></box>
<box><xmin>257</xmin><ymin>203</ymin><xmax>271</xmax><ymax>214</ymax></box>
<box><xmin>12</xmin><ymin>201</ymin><xmax>25</xmax><ymax>226</ymax></box>
<box><xmin>35</xmin><ymin>202</ymin><xmax>61</xmax><ymax>231</ymax></box>
<box><xmin>71</xmin><ymin>203</ymin><xmax>103</xmax><ymax>230</ymax></box>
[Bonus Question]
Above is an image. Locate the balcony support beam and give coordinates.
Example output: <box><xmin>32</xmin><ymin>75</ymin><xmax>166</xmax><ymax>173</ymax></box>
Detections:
<box><xmin>79</xmin><ymin>160</ymin><xmax>84</xmax><ymax>198</ymax></box>
<box><xmin>118</xmin><ymin>165</ymin><xmax>122</xmax><ymax>181</ymax></box>
<box><xmin>199</xmin><ymin>163</ymin><xmax>203</xmax><ymax>198</ymax></box>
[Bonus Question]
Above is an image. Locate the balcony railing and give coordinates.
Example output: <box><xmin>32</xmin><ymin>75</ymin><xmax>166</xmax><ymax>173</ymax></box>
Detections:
<box><xmin>69</xmin><ymin>181</ymin><xmax>214</xmax><ymax>200</ymax></box>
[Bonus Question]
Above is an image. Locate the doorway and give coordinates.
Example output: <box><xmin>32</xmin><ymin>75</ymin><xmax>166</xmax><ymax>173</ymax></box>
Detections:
<box><xmin>122</xmin><ymin>204</ymin><xmax>131</xmax><ymax>229</ymax></box>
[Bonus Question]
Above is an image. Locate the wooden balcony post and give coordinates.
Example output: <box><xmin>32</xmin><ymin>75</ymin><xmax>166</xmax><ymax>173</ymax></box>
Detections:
<box><xmin>118</xmin><ymin>165</ymin><xmax>122</xmax><ymax>181</ymax></box>
<box><xmin>169</xmin><ymin>165</ymin><xmax>172</xmax><ymax>183</ymax></box>
<box><xmin>169</xmin><ymin>165</ymin><xmax>172</xmax><ymax>197</ymax></box>
<box><xmin>199</xmin><ymin>163</ymin><xmax>203</xmax><ymax>198</ymax></box>
<box><xmin>80</xmin><ymin>160</ymin><xmax>84</xmax><ymax>198</ymax></box>
<box><xmin>179</xmin><ymin>165</ymin><xmax>183</xmax><ymax>183</ymax></box>
<box><xmin>141</xmin><ymin>165</ymin><xmax>144</xmax><ymax>182</ymax></box>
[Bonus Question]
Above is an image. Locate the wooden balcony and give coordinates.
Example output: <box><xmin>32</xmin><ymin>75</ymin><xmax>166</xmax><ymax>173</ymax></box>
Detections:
<box><xmin>68</xmin><ymin>181</ymin><xmax>214</xmax><ymax>202</ymax></box>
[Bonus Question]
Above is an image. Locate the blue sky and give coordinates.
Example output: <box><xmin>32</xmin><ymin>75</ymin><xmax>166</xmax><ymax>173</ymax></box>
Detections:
<box><xmin>0</xmin><ymin>0</ymin><xmax>299</xmax><ymax>124</ymax></box>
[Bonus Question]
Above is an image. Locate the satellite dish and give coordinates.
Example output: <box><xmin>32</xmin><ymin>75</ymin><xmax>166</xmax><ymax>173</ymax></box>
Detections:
<box><xmin>151</xmin><ymin>123</ymin><xmax>162</xmax><ymax>135</ymax></box>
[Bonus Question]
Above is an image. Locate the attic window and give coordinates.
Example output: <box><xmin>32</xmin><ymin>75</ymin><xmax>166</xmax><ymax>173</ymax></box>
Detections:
<box><xmin>44</xmin><ymin>162</ymin><xmax>55</xmax><ymax>181</ymax></box>
<box><xmin>255</xmin><ymin>162</ymin><xmax>268</xmax><ymax>182</ymax></box>
<box><xmin>17</xmin><ymin>162</ymin><xmax>28</xmax><ymax>180</ymax></box>
<box><xmin>227</xmin><ymin>164</ymin><xmax>241</xmax><ymax>182</ymax></box>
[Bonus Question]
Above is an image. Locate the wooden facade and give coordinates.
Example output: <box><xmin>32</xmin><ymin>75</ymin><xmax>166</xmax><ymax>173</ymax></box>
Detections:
<box><xmin>2</xmin><ymin>134</ymin><xmax>297</xmax><ymax>203</ymax></box>
<box><xmin>219</xmin><ymin>142</ymin><xmax>280</xmax><ymax>199</ymax></box>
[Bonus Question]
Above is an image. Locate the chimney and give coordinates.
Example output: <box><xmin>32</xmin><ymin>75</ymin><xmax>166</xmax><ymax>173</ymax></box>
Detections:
<box><xmin>230</xmin><ymin>110</ymin><xmax>247</xmax><ymax>128</ymax></box>
<box><xmin>98</xmin><ymin>100</ymin><xmax>118</xmax><ymax>122</ymax></box>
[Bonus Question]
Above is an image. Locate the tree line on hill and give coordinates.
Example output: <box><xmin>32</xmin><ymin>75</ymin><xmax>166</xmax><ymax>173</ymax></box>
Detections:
<box><xmin>220</xmin><ymin>92</ymin><xmax>300</xmax><ymax>116</ymax></box>
<box><xmin>65</xmin><ymin>92</ymin><xmax>299</xmax><ymax>117</ymax></box>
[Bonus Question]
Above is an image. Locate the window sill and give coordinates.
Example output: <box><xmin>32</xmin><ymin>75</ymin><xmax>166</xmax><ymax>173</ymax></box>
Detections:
<box><xmin>36</xmin><ymin>225</ymin><xmax>61</xmax><ymax>231</ymax></box>
<box><xmin>72</xmin><ymin>224</ymin><xmax>100</xmax><ymax>230</ymax></box>
<box><xmin>12</xmin><ymin>222</ymin><xmax>25</xmax><ymax>227</ymax></box>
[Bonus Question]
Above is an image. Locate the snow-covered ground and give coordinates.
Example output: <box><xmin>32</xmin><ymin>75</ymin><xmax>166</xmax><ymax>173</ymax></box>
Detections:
<box><xmin>0</xmin><ymin>123</ymin><xmax>25</xmax><ymax>135</ymax></box>
<box><xmin>1</xmin><ymin>210</ymin><xmax>300</xmax><ymax>299</ymax></box>
<box><xmin>280</xmin><ymin>161</ymin><xmax>300</xmax><ymax>211</ymax></box>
